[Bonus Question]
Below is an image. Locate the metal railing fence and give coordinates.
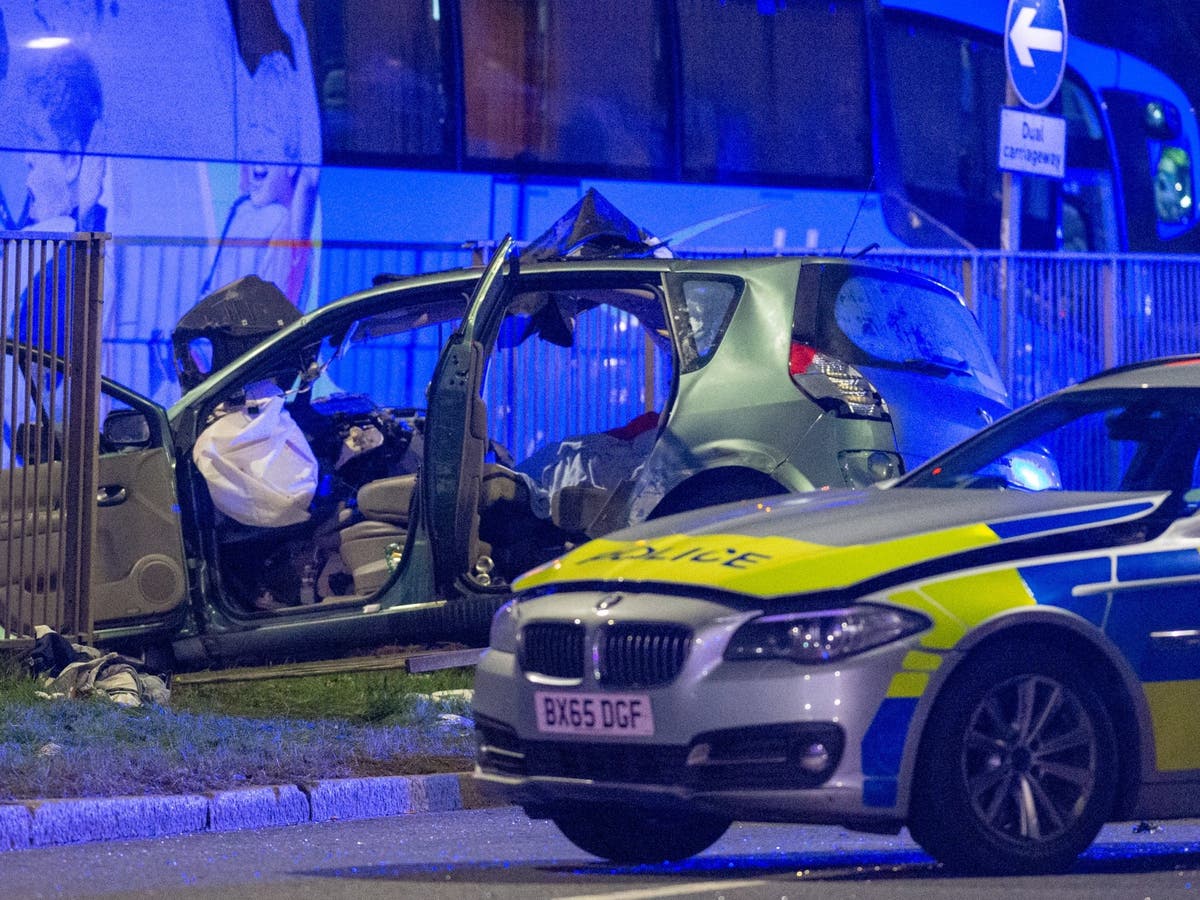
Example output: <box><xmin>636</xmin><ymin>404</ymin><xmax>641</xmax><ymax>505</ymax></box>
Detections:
<box><xmin>865</xmin><ymin>250</ymin><xmax>1200</xmax><ymax>407</ymax></box>
<box><xmin>691</xmin><ymin>247</ymin><xmax>1200</xmax><ymax>408</ymax></box>
<box><xmin>103</xmin><ymin>237</ymin><xmax>475</xmax><ymax>401</ymax></box>
<box><xmin>0</xmin><ymin>232</ymin><xmax>106</xmax><ymax>644</ymax></box>
<box><xmin>103</xmin><ymin>238</ymin><xmax>1200</xmax><ymax>410</ymax></box>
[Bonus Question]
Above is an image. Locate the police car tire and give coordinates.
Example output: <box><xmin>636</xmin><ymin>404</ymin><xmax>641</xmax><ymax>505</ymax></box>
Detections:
<box><xmin>551</xmin><ymin>806</ymin><xmax>731</xmax><ymax>863</ymax></box>
<box><xmin>907</xmin><ymin>643</ymin><xmax>1118</xmax><ymax>875</ymax></box>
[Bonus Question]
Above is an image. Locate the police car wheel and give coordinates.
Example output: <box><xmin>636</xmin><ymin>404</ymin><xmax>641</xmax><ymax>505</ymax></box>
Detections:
<box><xmin>908</xmin><ymin>644</ymin><xmax>1118</xmax><ymax>875</ymax></box>
<box><xmin>551</xmin><ymin>805</ymin><xmax>730</xmax><ymax>863</ymax></box>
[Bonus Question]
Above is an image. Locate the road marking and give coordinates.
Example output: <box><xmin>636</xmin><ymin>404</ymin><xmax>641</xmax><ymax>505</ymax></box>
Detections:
<box><xmin>558</xmin><ymin>880</ymin><xmax>765</xmax><ymax>900</ymax></box>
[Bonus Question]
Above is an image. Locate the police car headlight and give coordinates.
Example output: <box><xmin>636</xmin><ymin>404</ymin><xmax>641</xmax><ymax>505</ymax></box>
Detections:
<box><xmin>724</xmin><ymin>604</ymin><xmax>929</xmax><ymax>663</ymax></box>
<box><xmin>488</xmin><ymin>599</ymin><xmax>519</xmax><ymax>653</ymax></box>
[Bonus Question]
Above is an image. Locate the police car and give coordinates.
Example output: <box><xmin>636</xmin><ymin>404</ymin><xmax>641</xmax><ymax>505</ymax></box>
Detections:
<box><xmin>473</xmin><ymin>355</ymin><xmax>1200</xmax><ymax>874</ymax></box>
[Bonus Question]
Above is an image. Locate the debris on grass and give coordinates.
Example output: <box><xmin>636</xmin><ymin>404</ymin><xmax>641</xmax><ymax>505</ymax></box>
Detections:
<box><xmin>0</xmin><ymin>659</ymin><xmax>477</xmax><ymax>801</ymax></box>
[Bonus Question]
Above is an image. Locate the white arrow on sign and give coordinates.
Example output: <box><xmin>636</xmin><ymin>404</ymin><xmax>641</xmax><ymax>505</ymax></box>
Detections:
<box><xmin>1009</xmin><ymin>6</ymin><xmax>1063</xmax><ymax>67</ymax></box>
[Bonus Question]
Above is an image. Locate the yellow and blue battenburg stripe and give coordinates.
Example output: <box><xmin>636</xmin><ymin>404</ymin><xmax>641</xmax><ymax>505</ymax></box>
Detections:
<box><xmin>863</xmin><ymin>566</ymin><xmax>1039</xmax><ymax>806</ymax></box>
<box><xmin>514</xmin><ymin>500</ymin><xmax>1162</xmax><ymax>597</ymax></box>
<box><xmin>1086</xmin><ymin>547</ymin><xmax>1200</xmax><ymax>771</ymax></box>
<box><xmin>517</xmin><ymin>496</ymin><xmax>1200</xmax><ymax>799</ymax></box>
<box><xmin>863</xmin><ymin>536</ymin><xmax>1200</xmax><ymax>801</ymax></box>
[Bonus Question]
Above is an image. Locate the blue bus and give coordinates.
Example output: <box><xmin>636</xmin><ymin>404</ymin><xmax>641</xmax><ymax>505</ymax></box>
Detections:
<box><xmin>0</xmin><ymin>0</ymin><xmax>1195</xmax><ymax>397</ymax></box>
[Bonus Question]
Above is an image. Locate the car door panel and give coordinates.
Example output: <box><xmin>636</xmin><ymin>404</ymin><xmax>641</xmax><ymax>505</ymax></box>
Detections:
<box><xmin>91</xmin><ymin>444</ymin><xmax>188</xmax><ymax>624</ymax></box>
<box><xmin>89</xmin><ymin>383</ymin><xmax>189</xmax><ymax>628</ymax></box>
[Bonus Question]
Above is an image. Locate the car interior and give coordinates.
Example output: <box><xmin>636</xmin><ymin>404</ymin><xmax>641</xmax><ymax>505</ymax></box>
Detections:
<box><xmin>189</xmin><ymin>280</ymin><xmax>677</xmax><ymax>615</ymax></box>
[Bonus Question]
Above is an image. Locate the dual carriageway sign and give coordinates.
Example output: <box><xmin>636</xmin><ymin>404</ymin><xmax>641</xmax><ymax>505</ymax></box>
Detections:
<box><xmin>999</xmin><ymin>0</ymin><xmax>1068</xmax><ymax>180</ymax></box>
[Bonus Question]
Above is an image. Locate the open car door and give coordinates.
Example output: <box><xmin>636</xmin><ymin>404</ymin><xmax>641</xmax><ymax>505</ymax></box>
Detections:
<box><xmin>0</xmin><ymin>337</ymin><xmax>187</xmax><ymax>640</ymax></box>
<box><xmin>91</xmin><ymin>382</ymin><xmax>188</xmax><ymax>627</ymax></box>
<box><xmin>422</xmin><ymin>236</ymin><xmax>515</xmax><ymax>592</ymax></box>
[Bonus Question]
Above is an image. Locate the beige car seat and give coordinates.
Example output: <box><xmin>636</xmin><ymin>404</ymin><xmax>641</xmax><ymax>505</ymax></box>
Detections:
<box><xmin>338</xmin><ymin>474</ymin><xmax>417</xmax><ymax>595</ymax></box>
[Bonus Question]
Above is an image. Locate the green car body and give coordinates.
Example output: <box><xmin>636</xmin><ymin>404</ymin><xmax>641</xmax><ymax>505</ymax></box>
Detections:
<box><xmin>80</xmin><ymin>240</ymin><xmax>1005</xmax><ymax>667</ymax></box>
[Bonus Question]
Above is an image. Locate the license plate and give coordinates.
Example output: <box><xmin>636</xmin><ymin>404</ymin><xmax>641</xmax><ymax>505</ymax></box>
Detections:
<box><xmin>534</xmin><ymin>690</ymin><xmax>654</xmax><ymax>736</ymax></box>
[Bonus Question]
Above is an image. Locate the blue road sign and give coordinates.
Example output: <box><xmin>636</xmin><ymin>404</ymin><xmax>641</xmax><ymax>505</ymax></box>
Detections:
<box><xmin>1005</xmin><ymin>0</ymin><xmax>1068</xmax><ymax>110</ymax></box>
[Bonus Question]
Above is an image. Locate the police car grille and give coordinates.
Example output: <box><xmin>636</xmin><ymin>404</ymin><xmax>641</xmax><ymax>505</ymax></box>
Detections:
<box><xmin>521</xmin><ymin>622</ymin><xmax>692</xmax><ymax>684</ymax></box>
<box><xmin>600</xmin><ymin>623</ymin><xmax>691</xmax><ymax>687</ymax></box>
<box><xmin>522</xmin><ymin>623</ymin><xmax>586</xmax><ymax>679</ymax></box>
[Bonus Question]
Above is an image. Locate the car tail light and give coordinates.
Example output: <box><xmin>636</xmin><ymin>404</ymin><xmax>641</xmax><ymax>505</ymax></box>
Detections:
<box><xmin>788</xmin><ymin>341</ymin><xmax>888</xmax><ymax>419</ymax></box>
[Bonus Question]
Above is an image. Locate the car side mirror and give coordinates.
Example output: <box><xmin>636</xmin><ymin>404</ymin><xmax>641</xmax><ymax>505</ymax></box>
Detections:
<box><xmin>102</xmin><ymin>408</ymin><xmax>151</xmax><ymax>450</ymax></box>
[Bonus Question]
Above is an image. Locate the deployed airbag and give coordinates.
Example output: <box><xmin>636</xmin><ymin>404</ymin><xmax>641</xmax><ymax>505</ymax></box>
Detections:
<box><xmin>193</xmin><ymin>383</ymin><xmax>318</xmax><ymax>527</ymax></box>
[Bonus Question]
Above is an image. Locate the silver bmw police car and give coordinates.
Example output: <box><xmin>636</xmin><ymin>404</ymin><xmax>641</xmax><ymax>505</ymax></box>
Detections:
<box><xmin>473</xmin><ymin>355</ymin><xmax>1200</xmax><ymax>874</ymax></box>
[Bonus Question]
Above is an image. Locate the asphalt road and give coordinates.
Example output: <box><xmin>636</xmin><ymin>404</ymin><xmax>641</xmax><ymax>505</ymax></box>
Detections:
<box><xmin>2</xmin><ymin>806</ymin><xmax>1199</xmax><ymax>899</ymax></box>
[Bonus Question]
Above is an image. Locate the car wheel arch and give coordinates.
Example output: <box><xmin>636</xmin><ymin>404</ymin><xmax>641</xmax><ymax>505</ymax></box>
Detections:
<box><xmin>894</xmin><ymin>611</ymin><xmax>1147</xmax><ymax>822</ymax></box>
<box><xmin>648</xmin><ymin>466</ymin><xmax>788</xmax><ymax>519</ymax></box>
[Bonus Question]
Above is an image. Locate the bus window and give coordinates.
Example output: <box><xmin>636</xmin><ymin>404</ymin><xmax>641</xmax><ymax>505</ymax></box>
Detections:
<box><xmin>1060</xmin><ymin>76</ymin><xmax>1118</xmax><ymax>252</ymax></box>
<box><xmin>882</xmin><ymin>14</ymin><xmax>1008</xmax><ymax>248</ymax></box>
<box><xmin>316</xmin><ymin>0</ymin><xmax>452</xmax><ymax>163</ymax></box>
<box><xmin>676</xmin><ymin>0</ymin><xmax>870</xmax><ymax>185</ymax></box>
<box><xmin>882</xmin><ymin>13</ymin><xmax>1123</xmax><ymax>251</ymax></box>
<box><xmin>1104</xmin><ymin>89</ymin><xmax>1200</xmax><ymax>252</ymax></box>
<box><xmin>1154</xmin><ymin>145</ymin><xmax>1194</xmax><ymax>226</ymax></box>
<box><xmin>460</xmin><ymin>0</ymin><xmax>671</xmax><ymax>176</ymax></box>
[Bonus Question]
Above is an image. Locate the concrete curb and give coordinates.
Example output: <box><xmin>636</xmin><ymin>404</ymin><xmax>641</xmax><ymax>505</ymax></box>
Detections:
<box><xmin>0</xmin><ymin>773</ymin><xmax>509</xmax><ymax>852</ymax></box>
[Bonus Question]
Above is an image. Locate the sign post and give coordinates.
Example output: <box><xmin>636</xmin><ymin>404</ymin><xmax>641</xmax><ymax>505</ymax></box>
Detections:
<box><xmin>1000</xmin><ymin>0</ymin><xmax>1068</xmax><ymax>251</ymax></box>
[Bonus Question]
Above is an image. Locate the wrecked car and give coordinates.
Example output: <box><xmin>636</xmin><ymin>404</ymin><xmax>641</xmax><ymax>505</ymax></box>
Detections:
<box><xmin>74</xmin><ymin>195</ymin><xmax>1008</xmax><ymax>668</ymax></box>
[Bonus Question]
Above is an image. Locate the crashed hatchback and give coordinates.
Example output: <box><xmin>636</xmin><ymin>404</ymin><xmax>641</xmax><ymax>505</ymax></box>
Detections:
<box><xmin>48</xmin><ymin>196</ymin><xmax>1005</xmax><ymax>668</ymax></box>
<box><xmin>473</xmin><ymin>355</ymin><xmax>1200</xmax><ymax>874</ymax></box>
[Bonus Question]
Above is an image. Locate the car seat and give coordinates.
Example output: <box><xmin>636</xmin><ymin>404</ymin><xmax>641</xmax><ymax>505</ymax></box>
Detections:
<box><xmin>338</xmin><ymin>474</ymin><xmax>417</xmax><ymax>595</ymax></box>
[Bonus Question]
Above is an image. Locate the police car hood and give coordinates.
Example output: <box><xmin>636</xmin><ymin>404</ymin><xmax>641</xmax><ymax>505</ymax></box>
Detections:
<box><xmin>514</xmin><ymin>487</ymin><xmax>1169</xmax><ymax>598</ymax></box>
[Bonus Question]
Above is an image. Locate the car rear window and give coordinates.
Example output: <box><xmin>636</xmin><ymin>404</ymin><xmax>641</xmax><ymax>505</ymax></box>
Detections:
<box><xmin>829</xmin><ymin>270</ymin><xmax>1006</xmax><ymax>398</ymax></box>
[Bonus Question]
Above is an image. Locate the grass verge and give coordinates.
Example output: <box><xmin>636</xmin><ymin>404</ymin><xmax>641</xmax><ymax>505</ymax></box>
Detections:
<box><xmin>0</xmin><ymin>659</ymin><xmax>477</xmax><ymax>801</ymax></box>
